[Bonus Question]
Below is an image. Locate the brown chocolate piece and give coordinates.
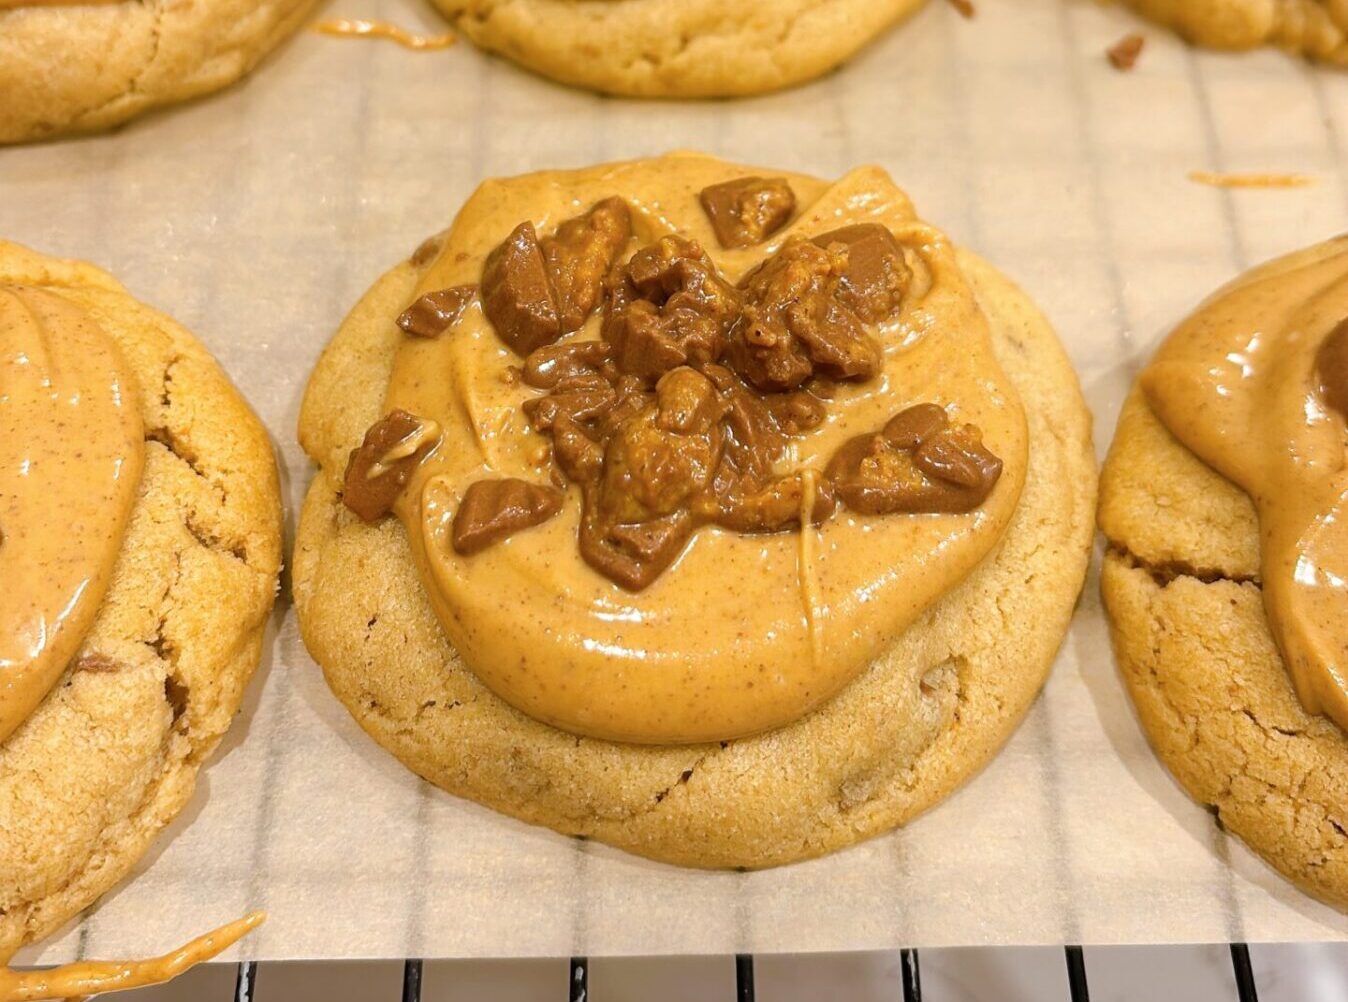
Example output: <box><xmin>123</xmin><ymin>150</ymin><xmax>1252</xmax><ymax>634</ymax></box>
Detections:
<box><xmin>603</xmin><ymin>236</ymin><xmax>739</xmax><ymax>381</ymax></box>
<box><xmin>579</xmin><ymin>505</ymin><xmax>695</xmax><ymax>592</ymax></box>
<box><xmin>397</xmin><ymin>284</ymin><xmax>477</xmax><ymax>338</ymax></box>
<box><xmin>729</xmin><ymin>239</ymin><xmax>882</xmax><ymax>391</ymax></box>
<box><xmin>1317</xmin><ymin>318</ymin><xmax>1348</xmax><ymax>419</ymax></box>
<box><xmin>827</xmin><ymin>403</ymin><xmax>1002</xmax><ymax>514</ymax></box>
<box><xmin>698</xmin><ymin>176</ymin><xmax>796</xmax><ymax>249</ymax></box>
<box><xmin>482</xmin><ymin>200</ymin><xmax>632</xmax><ymax>357</ymax></box>
<box><xmin>705</xmin><ymin>472</ymin><xmax>837</xmax><ymax>533</ymax></box>
<box><xmin>451</xmin><ymin>478</ymin><xmax>564</xmax><ymax>555</ymax></box>
<box><xmin>342</xmin><ymin>409</ymin><xmax>440</xmax><ymax>522</ymax></box>
<box><xmin>1107</xmin><ymin>33</ymin><xmax>1145</xmax><ymax>71</ymax></box>
<box><xmin>813</xmin><ymin>224</ymin><xmax>911</xmax><ymax>323</ymax></box>
<box><xmin>542</xmin><ymin>197</ymin><xmax>632</xmax><ymax>332</ymax></box>
<box><xmin>522</xmin><ymin>339</ymin><xmax>615</xmax><ymax>389</ymax></box>
<box><xmin>481</xmin><ymin>222</ymin><xmax>561</xmax><ymax>355</ymax></box>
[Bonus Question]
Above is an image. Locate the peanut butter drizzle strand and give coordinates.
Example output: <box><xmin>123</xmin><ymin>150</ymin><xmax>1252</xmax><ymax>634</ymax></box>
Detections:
<box><xmin>0</xmin><ymin>287</ymin><xmax>144</xmax><ymax>745</ymax></box>
<box><xmin>384</xmin><ymin>154</ymin><xmax>1028</xmax><ymax>746</ymax></box>
<box><xmin>1142</xmin><ymin>239</ymin><xmax>1348</xmax><ymax>731</ymax></box>
<box><xmin>1188</xmin><ymin>170</ymin><xmax>1316</xmax><ymax>189</ymax></box>
<box><xmin>311</xmin><ymin>18</ymin><xmax>456</xmax><ymax>50</ymax></box>
<box><xmin>0</xmin><ymin>912</ymin><xmax>264</xmax><ymax>1001</ymax></box>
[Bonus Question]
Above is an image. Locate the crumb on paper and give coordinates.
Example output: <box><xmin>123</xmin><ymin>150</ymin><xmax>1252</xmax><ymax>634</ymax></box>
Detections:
<box><xmin>1107</xmin><ymin>34</ymin><xmax>1145</xmax><ymax>70</ymax></box>
<box><xmin>1188</xmin><ymin>170</ymin><xmax>1316</xmax><ymax>189</ymax></box>
<box><xmin>947</xmin><ymin>0</ymin><xmax>976</xmax><ymax>18</ymax></box>
<box><xmin>310</xmin><ymin>18</ymin><xmax>457</xmax><ymax>50</ymax></box>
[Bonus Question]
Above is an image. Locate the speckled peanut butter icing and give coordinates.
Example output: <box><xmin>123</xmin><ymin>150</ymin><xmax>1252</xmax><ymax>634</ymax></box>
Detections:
<box><xmin>382</xmin><ymin>153</ymin><xmax>1028</xmax><ymax>745</ymax></box>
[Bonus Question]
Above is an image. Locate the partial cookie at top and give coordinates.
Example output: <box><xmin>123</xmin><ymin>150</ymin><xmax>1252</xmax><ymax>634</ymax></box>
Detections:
<box><xmin>1123</xmin><ymin>0</ymin><xmax>1348</xmax><ymax>66</ymax></box>
<box><xmin>1100</xmin><ymin>387</ymin><xmax>1348</xmax><ymax>908</ymax></box>
<box><xmin>0</xmin><ymin>0</ymin><xmax>319</xmax><ymax>143</ymax></box>
<box><xmin>0</xmin><ymin>241</ymin><xmax>283</xmax><ymax>956</ymax></box>
<box><xmin>430</xmin><ymin>0</ymin><xmax>930</xmax><ymax>97</ymax></box>
<box><xmin>292</xmin><ymin>156</ymin><xmax>1096</xmax><ymax>868</ymax></box>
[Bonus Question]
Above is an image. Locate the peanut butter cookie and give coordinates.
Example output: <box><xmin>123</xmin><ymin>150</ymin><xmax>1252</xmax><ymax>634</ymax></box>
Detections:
<box><xmin>293</xmin><ymin>153</ymin><xmax>1096</xmax><ymax>869</ymax></box>
<box><xmin>1124</xmin><ymin>0</ymin><xmax>1348</xmax><ymax>66</ymax></box>
<box><xmin>0</xmin><ymin>240</ymin><xmax>283</xmax><ymax>957</ymax></box>
<box><xmin>0</xmin><ymin>0</ymin><xmax>319</xmax><ymax>143</ymax></box>
<box><xmin>430</xmin><ymin>0</ymin><xmax>930</xmax><ymax>97</ymax></box>
<box><xmin>1100</xmin><ymin>238</ymin><xmax>1348</xmax><ymax>908</ymax></box>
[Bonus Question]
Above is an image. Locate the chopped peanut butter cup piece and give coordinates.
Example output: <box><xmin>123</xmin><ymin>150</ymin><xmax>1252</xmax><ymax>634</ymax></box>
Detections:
<box><xmin>482</xmin><ymin>200</ymin><xmax>632</xmax><ymax>356</ymax></box>
<box><xmin>451</xmin><ymin>478</ymin><xmax>564</xmax><ymax>554</ymax></box>
<box><xmin>482</xmin><ymin>222</ymin><xmax>561</xmax><ymax>355</ymax></box>
<box><xmin>603</xmin><ymin>236</ymin><xmax>739</xmax><ymax>381</ymax></box>
<box><xmin>827</xmin><ymin>403</ymin><xmax>1002</xmax><ymax>514</ymax></box>
<box><xmin>397</xmin><ymin>285</ymin><xmax>477</xmax><ymax>338</ymax></box>
<box><xmin>729</xmin><ymin>238</ymin><xmax>882</xmax><ymax>391</ymax></box>
<box><xmin>1317</xmin><ymin>318</ymin><xmax>1348</xmax><ymax>419</ymax></box>
<box><xmin>343</xmin><ymin>409</ymin><xmax>441</xmax><ymax>521</ymax></box>
<box><xmin>813</xmin><ymin>224</ymin><xmax>911</xmax><ymax>323</ymax></box>
<box><xmin>699</xmin><ymin>176</ymin><xmax>796</xmax><ymax>249</ymax></box>
<box><xmin>543</xmin><ymin>196</ymin><xmax>632</xmax><ymax>332</ymax></box>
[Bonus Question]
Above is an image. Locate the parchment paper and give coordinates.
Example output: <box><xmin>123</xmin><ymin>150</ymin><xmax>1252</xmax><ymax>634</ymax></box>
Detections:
<box><xmin>7</xmin><ymin>0</ymin><xmax>1348</xmax><ymax>962</ymax></box>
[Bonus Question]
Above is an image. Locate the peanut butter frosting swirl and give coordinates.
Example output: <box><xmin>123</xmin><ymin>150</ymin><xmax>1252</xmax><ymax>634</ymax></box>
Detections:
<box><xmin>0</xmin><ymin>285</ymin><xmax>144</xmax><ymax>745</ymax></box>
<box><xmin>1144</xmin><ymin>238</ymin><xmax>1348</xmax><ymax>732</ymax></box>
<box><xmin>356</xmin><ymin>154</ymin><xmax>1028</xmax><ymax>745</ymax></box>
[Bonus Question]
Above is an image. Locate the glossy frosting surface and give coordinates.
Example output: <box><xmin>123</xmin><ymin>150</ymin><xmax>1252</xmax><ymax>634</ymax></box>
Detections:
<box><xmin>387</xmin><ymin>154</ymin><xmax>1028</xmax><ymax>744</ymax></box>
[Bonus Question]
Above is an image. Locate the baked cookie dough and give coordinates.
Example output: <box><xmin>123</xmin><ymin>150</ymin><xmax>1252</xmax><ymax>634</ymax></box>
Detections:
<box><xmin>294</xmin><ymin>152</ymin><xmax>1096</xmax><ymax>869</ymax></box>
<box><xmin>1123</xmin><ymin>0</ymin><xmax>1348</xmax><ymax>66</ymax></box>
<box><xmin>430</xmin><ymin>0</ymin><xmax>930</xmax><ymax>97</ymax></box>
<box><xmin>1100</xmin><ymin>238</ymin><xmax>1348</xmax><ymax>908</ymax></box>
<box><xmin>0</xmin><ymin>240</ymin><xmax>282</xmax><ymax>960</ymax></box>
<box><xmin>0</xmin><ymin>0</ymin><xmax>319</xmax><ymax>144</ymax></box>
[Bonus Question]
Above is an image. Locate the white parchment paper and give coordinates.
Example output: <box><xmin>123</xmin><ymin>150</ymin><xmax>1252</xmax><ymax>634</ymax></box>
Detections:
<box><xmin>7</xmin><ymin>0</ymin><xmax>1348</xmax><ymax>961</ymax></box>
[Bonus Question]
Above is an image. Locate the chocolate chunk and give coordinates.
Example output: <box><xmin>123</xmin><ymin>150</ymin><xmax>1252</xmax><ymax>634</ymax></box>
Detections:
<box><xmin>813</xmin><ymin>224</ymin><xmax>911</xmax><ymax>324</ymax></box>
<box><xmin>579</xmin><ymin>505</ymin><xmax>695</xmax><ymax>592</ymax></box>
<box><xmin>603</xmin><ymin>237</ymin><xmax>739</xmax><ymax>381</ymax></box>
<box><xmin>708</xmin><ymin>472</ymin><xmax>837</xmax><ymax>533</ymax></box>
<box><xmin>482</xmin><ymin>222</ymin><xmax>561</xmax><ymax>356</ymax></box>
<box><xmin>826</xmin><ymin>404</ymin><xmax>1002</xmax><ymax>514</ymax></box>
<box><xmin>522</xmin><ymin>339</ymin><xmax>614</xmax><ymax>389</ymax></box>
<box><xmin>397</xmin><ymin>284</ymin><xmax>477</xmax><ymax>338</ymax></box>
<box><xmin>541</xmin><ymin>197</ymin><xmax>632</xmax><ymax>332</ymax></box>
<box><xmin>1317</xmin><ymin>318</ymin><xmax>1348</xmax><ymax>419</ymax></box>
<box><xmin>343</xmin><ymin>409</ymin><xmax>441</xmax><ymax>522</ymax></box>
<box><xmin>729</xmin><ymin>239</ymin><xmax>881</xmax><ymax>391</ymax></box>
<box><xmin>699</xmin><ymin>176</ymin><xmax>796</xmax><ymax>249</ymax></box>
<box><xmin>451</xmin><ymin>478</ymin><xmax>564</xmax><ymax>555</ymax></box>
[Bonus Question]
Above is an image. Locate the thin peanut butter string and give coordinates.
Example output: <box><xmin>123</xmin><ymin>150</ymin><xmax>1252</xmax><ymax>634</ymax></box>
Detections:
<box><xmin>1143</xmin><ymin>240</ymin><xmax>1348</xmax><ymax>729</ymax></box>
<box><xmin>0</xmin><ymin>913</ymin><xmax>263</xmax><ymax>1002</ymax></box>
<box><xmin>311</xmin><ymin>18</ymin><xmax>456</xmax><ymax>50</ymax></box>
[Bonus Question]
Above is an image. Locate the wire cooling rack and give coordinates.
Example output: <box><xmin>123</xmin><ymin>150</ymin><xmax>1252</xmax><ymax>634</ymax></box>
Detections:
<box><xmin>223</xmin><ymin>944</ymin><xmax>1264</xmax><ymax>1001</ymax></box>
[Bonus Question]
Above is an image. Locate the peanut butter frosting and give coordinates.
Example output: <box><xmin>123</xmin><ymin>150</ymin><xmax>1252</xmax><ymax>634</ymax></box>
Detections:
<box><xmin>0</xmin><ymin>285</ymin><xmax>144</xmax><ymax>745</ymax></box>
<box><xmin>353</xmin><ymin>153</ymin><xmax>1028</xmax><ymax>745</ymax></box>
<box><xmin>1143</xmin><ymin>238</ymin><xmax>1348</xmax><ymax>732</ymax></box>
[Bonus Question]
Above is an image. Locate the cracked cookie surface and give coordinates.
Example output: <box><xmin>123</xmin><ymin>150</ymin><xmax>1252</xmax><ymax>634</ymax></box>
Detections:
<box><xmin>1123</xmin><ymin>0</ymin><xmax>1348</xmax><ymax>65</ymax></box>
<box><xmin>1100</xmin><ymin>388</ymin><xmax>1348</xmax><ymax>907</ymax></box>
<box><xmin>430</xmin><ymin>0</ymin><xmax>930</xmax><ymax>97</ymax></box>
<box><xmin>293</xmin><ymin>233</ymin><xmax>1095</xmax><ymax>869</ymax></box>
<box><xmin>0</xmin><ymin>241</ymin><xmax>282</xmax><ymax>956</ymax></box>
<box><xmin>0</xmin><ymin>0</ymin><xmax>319</xmax><ymax>144</ymax></box>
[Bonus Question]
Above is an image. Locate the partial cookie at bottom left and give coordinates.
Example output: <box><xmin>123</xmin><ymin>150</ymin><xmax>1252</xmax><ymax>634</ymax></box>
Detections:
<box><xmin>0</xmin><ymin>240</ymin><xmax>282</xmax><ymax>995</ymax></box>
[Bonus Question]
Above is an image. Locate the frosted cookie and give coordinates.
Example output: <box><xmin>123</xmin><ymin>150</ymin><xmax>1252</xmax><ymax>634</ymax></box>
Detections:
<box><xmin>1124</xmin><ymin>0</ymin><xmax>1348</xmax><ymax>66</ymax></box>
<box><xmin>429</xmin><ymin>0</ymin><xmax>930</xmax><ymax>97</ymax></box>
<box><xmin>1100</xmin><ymin>238</ymin><xmax>1348</xmax><ymax>907</ymax></box>
<box><xmin>0</xmin><ymin>241</ymin><xmax>282</xmax><ymax>993</ymax></box>
<box><xmin>294</xmin><ymin>151</ymin><xmax>1096</xmax><ymax>869</ymax></box>
<box><xmin>0</xmin><ymin>0</ymin><xmax>319</xmax><ymax>143</ymax></box>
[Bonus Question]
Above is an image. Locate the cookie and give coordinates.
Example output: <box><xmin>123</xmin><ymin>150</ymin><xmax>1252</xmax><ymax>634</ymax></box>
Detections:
<box><xmin>1100</xmin><ymin>239</ymin><xmax>1348</xmax><ymax>908</ymax></box>
<box><xmin>293</xmin><ymin>153</ymin><xmax>1095</xmax><ymax>869</ymax></box>
<box><xmin>0</xmin><ymin>240</ymin><xmax>283</xmax><ymax>958</ymax></box>
<box><xmin>0</xmin><ymin>0</ymin><xmax>319</xmax><ymax>144</ymax></box>
<box><xmin>430</xmin><ymin>0</ymin><xmax>930</xmax><ymax>97</ymax></box>
<box><xmin>1123</xmin><ymin>0</ymin><xmax>1348</xmax><ymax>66</ymax></box>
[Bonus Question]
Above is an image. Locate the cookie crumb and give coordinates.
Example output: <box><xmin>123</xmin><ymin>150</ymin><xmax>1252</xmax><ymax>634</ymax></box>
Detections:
<box><xmin>947</xmin><ymin>0</ymin><xmax>975</xmax><ymax>18</ymax></box>
<box><xmin>1107</xmin><ymin>33</ymin><xmax>1145</xmax><ymax>70</ymax></box>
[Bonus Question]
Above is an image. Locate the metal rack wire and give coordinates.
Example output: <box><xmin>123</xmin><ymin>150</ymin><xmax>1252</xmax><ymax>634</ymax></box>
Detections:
<box><xmin>227</xmin><ymin>943</ymin><xmax>1265</xmax><ymax>1001</ymax></box>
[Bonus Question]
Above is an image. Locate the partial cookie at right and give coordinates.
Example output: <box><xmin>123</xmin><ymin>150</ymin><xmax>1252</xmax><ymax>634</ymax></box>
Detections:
<box><xmin>1123</xmin><ymin>0</ymin><xmax>1348</xmax><ymax>66</ymax></box>
<box><xmin>1099</xmin><ymin>239</ymin><xmax>1348</xmax><ymax>909</ymax></box>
